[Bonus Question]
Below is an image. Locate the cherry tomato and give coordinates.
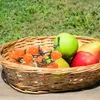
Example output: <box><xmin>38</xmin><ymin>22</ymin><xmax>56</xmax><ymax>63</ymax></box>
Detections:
<box><xmin>36</xmin><ymin>56</ymin><xmax>43</xmax><ymax>63</ymax></box>
<box><xmin>26</xmin><ymin>45</ymin><xmax>42</xmax><ymax>55</ymax></box>
<box><xmin>48</xmin><ymin>62</ymin><xmax>58</xmax><ymax>68</ymax></box>
<box><xmin>41</xmin><ymin>65</ymin><xmax>47</xmax><ymax>68</ymax></box>
<box><xmin>8</xmin><ymin>51</ymin><xmax>19</xmax><ymax>60</ymax></box>
<box><xmin>51</xmin><ymin>50</ymin><xmax>62</xmax><ymax>60</ymax></box>
<box><xmin>8</xmin><ymin>51</ymin><xmax>16</xmax><ymax>59</ymax></box>
<box><xmin>23</xmin><ymin>53</ymin><xmax>33</xmax><ymax>64</ymax></box>
<box><xmin>14</xmin><ymin>48</ymin><xmax>25</xmax><ymax>58</ymax></box>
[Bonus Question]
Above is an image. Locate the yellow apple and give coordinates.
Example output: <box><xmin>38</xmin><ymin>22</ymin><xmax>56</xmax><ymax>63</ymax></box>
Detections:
<box><xmin>55</xmin><ymin>58</ymin><xmax>70</xmax><ymax>68</ymax></box>
<box><xmin>78</xmin><ymin>42</ymin><xmax>100</xmax><ymax>61</ymax></box>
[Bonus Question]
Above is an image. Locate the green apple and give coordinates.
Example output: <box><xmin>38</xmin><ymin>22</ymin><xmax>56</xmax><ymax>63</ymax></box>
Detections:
<box><xmin>55</xmin><ymin>58</ymin><xmax>70</xmax><ymax>68</ymax></box>
<box><xmin>54</xmin><ymin>33</ymin><xmax>78</xmax><ymax>59</ymax></box>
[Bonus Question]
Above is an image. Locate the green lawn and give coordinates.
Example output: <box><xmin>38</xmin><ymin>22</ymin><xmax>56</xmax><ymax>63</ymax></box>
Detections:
<box><xmin>0</xmin><ymin>0</ymin><xmax>100</xmax><ymax>44</ymax></box>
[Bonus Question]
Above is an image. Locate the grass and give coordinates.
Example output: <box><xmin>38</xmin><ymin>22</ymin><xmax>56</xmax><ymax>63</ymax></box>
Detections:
<box><xmin>0</xmin><ymin>0</ymin><xmax>100</xmax><ymax>44</ymax></box>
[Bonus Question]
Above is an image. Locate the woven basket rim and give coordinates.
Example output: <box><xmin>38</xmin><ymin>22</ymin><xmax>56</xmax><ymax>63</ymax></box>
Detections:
<box><xmin>0</xmin><ymin>35</ymin><xmax>100</xmax><ymax>74</ymax></box>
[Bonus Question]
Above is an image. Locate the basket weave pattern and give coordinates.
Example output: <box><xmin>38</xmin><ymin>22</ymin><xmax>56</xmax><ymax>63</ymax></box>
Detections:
<box><xmin>0</xmin><ymin>36</ymin><xmax>100</xmax><ymax>94</ymax></box>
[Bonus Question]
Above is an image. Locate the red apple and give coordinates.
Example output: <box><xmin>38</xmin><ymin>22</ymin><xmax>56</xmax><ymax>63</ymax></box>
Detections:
<box><xmin>78</xmin><ymin>42</ymin><xmax>100</xmax><ymax>61</ymax></box>
<box><xmin>71</xmin><ymin>51</ymin><xmax>99</xmax><ymax>67</ymax></box>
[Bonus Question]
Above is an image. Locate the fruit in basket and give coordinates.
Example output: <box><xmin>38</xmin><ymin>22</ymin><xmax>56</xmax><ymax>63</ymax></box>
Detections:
<box><xmin>47</xmin><ymin>62</ymin><xmax>58</xmax><ymax>68</ymax></box>
<box><xmin>9</xmin><ymin>49</ymin><xmax>25</xmax><ymax>61</ymax></box>
<box><xmin>26</xmin><ymin>45</ymin><xmax>42</xmax><ymax>55</ymax></box>
<box><xmin>8</xmin><ymin>45</ymin><xmax>69</xmax><ymax>68</ymax></box>
<box><xmin>78</xmin><ymin>42</ymin><xmax>100</xmax><ymax>61</ymax></box>
<box><xmin>9</xmin><ymin>51</ymin><xmax>16</xmax><ymax>61</ymax></box>
<box><xmin>42</xmin><ymin>58</ymin><xmax>70</xmax><ymax>68</ymax></box>
<box><xmin>41</xmin><ymin>62</ymin><xmax>58</xmax><ymax>68</ymax></box>
<box><xmin>14</xmin><ymin>49</ymin><xmax>25</xmax><ymax>58</ymax></box>
<box><xmin>23</xmin><ymin>53</ymin><xmax>33</xmax><ymax>64</ymax></box>
<box><xmin>50</xmin><ymin>50</ymin><xmax>62</xmax><ymax>60</ymax></box>
<box><xmin>36</xmin><ymin>55</ymin><xmax>44</xmax><ymax>63</ymax></box>
<box><xmin>55</xmin><ymin>58</ymin><xmax>70</xmax><ymax>68</ymax></box>
<box><xmin>42</xmin><ymin>50</ymin><xmax>62</xmax><ymax>64</ymax></box>
<box><xmin>54</xmin><ymin>33</ymin><xmax>78</xmax><ymax>59</ymax></box>
<box><xmin>41</xmin><ymin>51</ymin><xmax>69</xmax><ymax>68</ymax></box>
<box><xmin>71</xmin><ymin>51</ymin><xmax>99</xmax><ymax>67</ymax></box>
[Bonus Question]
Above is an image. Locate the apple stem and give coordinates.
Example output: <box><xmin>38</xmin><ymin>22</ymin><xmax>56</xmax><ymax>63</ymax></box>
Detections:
<box><xmin>54</xmin><ymin>37</ymin><xmax>60</xmax><ymax>50</ymax></box>
<box><xmin>57</xmin><ymin>37</ymin><xmax>60</xmax><ymax>46</ymax></box>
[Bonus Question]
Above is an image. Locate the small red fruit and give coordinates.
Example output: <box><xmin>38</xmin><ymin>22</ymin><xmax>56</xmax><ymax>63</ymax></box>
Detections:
<box><xmin>26</xmin><ymin>45</ymin><xmax>42</xmax><ymax>55</ymax></box>
<box><xmin>14</xmin><ymin>49</ymin><xmax>25</xmax><ymax>58</ymax></box>
<box><xmin>9</xmin><ymin>51</ymin><xmax>16</xmax><ymax>60</ymax></box>
<box><xmin>23</xmin><ymin>53</ymin><xmax>33</xmax><ymax>64</ymax></box>
<box><xmin>47</xmin><ymin>62</ymin><xmax>58</xmax><ymax>68</ymax></box>
<box><xmin>51</xmin><ymin>50</ymin><xmax>62</xmax><ymax>60</ymax></box>
<box><xmin>36</xmin><ymin>56</ymin><xmax>43</xmax><ymax>63</ymax></box>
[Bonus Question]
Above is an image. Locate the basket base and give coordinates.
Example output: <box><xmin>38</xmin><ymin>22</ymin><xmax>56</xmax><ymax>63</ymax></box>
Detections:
<box><xmin>1</xmin><ymin>69</ymin><xmax>100</xmax><ymax>94</ymax></box>
<box><xmin>1</xmin><ymin>69</ymin><xmax>49</xmax><ymax>94</ymax></box>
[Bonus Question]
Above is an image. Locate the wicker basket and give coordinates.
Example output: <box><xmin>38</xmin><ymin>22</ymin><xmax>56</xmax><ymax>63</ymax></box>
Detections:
<box><xmin>0</xmin><ymin>36</ymin><xmax>100</xmax><ymax>94</ymax></box>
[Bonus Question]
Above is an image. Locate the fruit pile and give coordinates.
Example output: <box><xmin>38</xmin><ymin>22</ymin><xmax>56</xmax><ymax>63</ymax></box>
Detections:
<box><xmin>9</xmin><ymin>45</ymin><xmax>69</xmax><ymax>68</ymax></box>
<box><xmin>9</xmin><ymin>33</ymin><xmax>100</xmax><ymax>68</ymax></box>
